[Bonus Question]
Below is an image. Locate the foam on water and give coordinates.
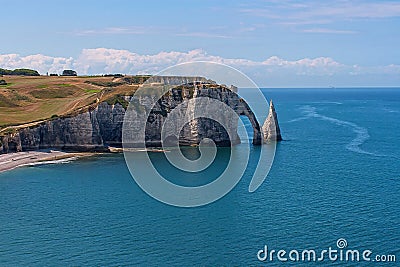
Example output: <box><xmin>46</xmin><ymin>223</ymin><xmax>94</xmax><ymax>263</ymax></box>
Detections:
<box><xmin>291</xmin><ymin>105</ymin><xmax>380</xmax><ymax>156</ymax></box>
<box><xmin>382</xmin><ymin>107</ymin><xmax>399</xmax><ymax>113</ymax></box>
<box><xmin>19</xmin><ymin>157</ymin><xmax>78</xmax><ymax>168</ymax></box>
<box><xmin>310</xmin><ymin>101</ymin><xmax>343</xmax><ymax>105</ymax></box>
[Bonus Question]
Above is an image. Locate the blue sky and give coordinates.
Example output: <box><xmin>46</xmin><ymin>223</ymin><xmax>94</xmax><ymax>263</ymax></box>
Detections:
<box><xmin>1</xmin><ymin>0</ymin><xmax>399</xmax><ymax>87</ymax></box>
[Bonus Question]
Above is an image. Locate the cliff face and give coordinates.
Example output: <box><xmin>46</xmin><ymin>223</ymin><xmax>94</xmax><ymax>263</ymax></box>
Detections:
<box><xmin>142</xmin><ymin>85</ymin><xmax>262</xmax><ymax>147</ymax></box>
<box><xmin>1</xmin><ymin>108</ymin><xmax>107</xmax><ymax>152</ymax></box>
<box><xmin>0</xmin><ymin>84</ymin><xmax>269</xmax><ymax>153</ymax></box>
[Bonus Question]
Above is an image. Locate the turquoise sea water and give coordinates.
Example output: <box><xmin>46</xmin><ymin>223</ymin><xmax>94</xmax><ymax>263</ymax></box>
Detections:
<box><xmin>0</xmin><ymin>88</ymin><xmax>399</xmax><ymax>265</ymax></box>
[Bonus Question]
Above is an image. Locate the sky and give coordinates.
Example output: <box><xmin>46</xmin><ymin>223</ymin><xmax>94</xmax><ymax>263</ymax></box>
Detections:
<box><xmin>0</xmin><ymin>0</ymin><xmax>399</xmax><ymax>87</ymax></box>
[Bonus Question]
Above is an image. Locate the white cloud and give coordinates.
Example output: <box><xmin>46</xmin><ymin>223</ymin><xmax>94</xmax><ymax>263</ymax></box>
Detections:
<box><xmin>241</xmin><ymin>0</ymin><xmax>400</xmax><ymax>20</ymax></box>
<box><xmin>301</xmin><ymin>1</ymin><xmax>400</xmax><ymax>19</ymax></box>
<box><xmin>72</xmin><ymin>26</ymin><xmax>234</xmax><ymax>39</ymax></box>
<box><xmin>301</xmin><ymin>28</ymin><xmax>357</xmax><ymax>34</ymax></box>
<box><xmin>240</xmin><ymin>0</ymin><xmax>400</xmax><ymax>33</ymax></box>
<box><xmin>1</xmin><ymin>48</ymin><xmax>399</xmax><ymax>86</ymax></box>
<box><xmin>0</xmin><ymin>54</ymin><xmax>74</xmax><ymax>74</ymax></box>
<box><xmin>175</xmin><ymin>32</ymin><xmax>232</xmax><ymax>39</ymax></box>
<box><xmin>73</xmin><ymin>26</ymin><xmax>153</xmax><ymax>36</ymax></box>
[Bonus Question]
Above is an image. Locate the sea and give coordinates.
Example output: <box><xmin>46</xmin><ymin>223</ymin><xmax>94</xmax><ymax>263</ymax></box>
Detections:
<box><xmin>0</xmin><ymin>88</ymin><xmax>399</xmax><ymax>266</ymax></box>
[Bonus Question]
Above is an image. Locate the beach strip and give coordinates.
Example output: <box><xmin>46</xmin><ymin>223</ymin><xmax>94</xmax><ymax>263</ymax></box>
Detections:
<box><xmin>0</xmin><ymin>150</ymin><xmax>94</xmax><ymax>173</ymax></box>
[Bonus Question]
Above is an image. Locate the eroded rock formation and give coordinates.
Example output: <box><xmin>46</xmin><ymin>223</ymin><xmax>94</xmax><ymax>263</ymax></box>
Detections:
<box><xmin>0</xmin><ymin>83</ymin><xmax>271</xmax><ymax>153</ymax></box>
<box><xmin>262</xmin><ymin>100</ymin><xmax>282</xmax><ymax>142</ymax></box>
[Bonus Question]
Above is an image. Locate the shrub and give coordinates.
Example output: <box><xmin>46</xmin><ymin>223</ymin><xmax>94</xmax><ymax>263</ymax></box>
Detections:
<box><xmin>12</xmin><ymin>68</ymin><xmax>40</xmax><ymax>76</ymax></box>
<box><xmin>103</xmin><ymin>74</ymin><xmax>124</xmax><ymax>78</ymax></box>
<box><xmin>105</xmin><ymin>94</ymin><xmax>129</xmax><ymax>109</ymax></box>
<box><xmin>0</xmin><ymin>68</ymin><xmax>12</xmax><ymax>75</ymax></box>
<box><xmin>84</xmin><ymin>81</ymin><xmax>123</xmax><ymax>87</ymax></box>
<box><xmin>62</xmin><ymin>70</ymin><xmax>77</xmax><ymax>76</ymax></box>
<box><xmin>0</xmin><ymin>68</ymin><xmax>39</xmax><ymax>76</ymax></box>
<box><xmin>122</xmin><ymin>76</ymin><xmax>151</xmax><ymax>84</ymax></box>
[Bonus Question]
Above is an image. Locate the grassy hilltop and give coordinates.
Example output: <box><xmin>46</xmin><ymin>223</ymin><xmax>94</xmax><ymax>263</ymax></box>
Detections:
<box><xmin>0</xmin><ymin>75</ymin><xmax>149</xmax><ymax>131</ymax></box>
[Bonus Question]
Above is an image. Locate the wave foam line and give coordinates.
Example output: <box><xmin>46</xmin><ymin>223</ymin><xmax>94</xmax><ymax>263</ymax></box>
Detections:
<box><xmin>20</xmin><ymin>157</ymin><xmax>78</xmax><ymax>168</ymax></box>
<box><xmin>293</xmin><ymin>105</ymin><xmax>379</xmax><ymax>156</ymax></box>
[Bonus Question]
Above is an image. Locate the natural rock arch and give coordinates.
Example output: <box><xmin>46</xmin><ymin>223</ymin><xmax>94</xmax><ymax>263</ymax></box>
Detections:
<box><xmin>234</xmin><ymin>99</ymin><xmax>262</xmax><ymax>145</ymax></box>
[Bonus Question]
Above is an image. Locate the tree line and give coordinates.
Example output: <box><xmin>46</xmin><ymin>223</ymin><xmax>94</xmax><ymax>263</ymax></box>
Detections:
<box><xmin>0</xmin><ymin>68</ymin><xmax>40</xmax><ymax>76</ymax></box>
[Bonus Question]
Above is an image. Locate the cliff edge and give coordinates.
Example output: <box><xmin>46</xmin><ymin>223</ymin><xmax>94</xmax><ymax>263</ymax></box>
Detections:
<box><xmin>0</xmin><ymin>81</ymin><xmax>277</xmax><ymax>153</ymax></box>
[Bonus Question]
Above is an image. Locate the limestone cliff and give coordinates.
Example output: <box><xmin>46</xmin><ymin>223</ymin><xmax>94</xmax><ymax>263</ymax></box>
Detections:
<box><xmin>141</xmin><ymin>84</ymin><xmax>262</xmax><ymax>147</ymax></box>
<box><xmin>0</xmin><ymin>83</ymin><xmax>272</xmax><ymax>153</ymax></box>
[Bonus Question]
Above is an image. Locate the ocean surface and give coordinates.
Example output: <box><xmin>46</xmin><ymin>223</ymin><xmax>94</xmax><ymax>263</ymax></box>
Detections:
<box><xmin>1</xmin><ymin>88</ymin><xmax>399</xmax><ymax>266</ymax></box>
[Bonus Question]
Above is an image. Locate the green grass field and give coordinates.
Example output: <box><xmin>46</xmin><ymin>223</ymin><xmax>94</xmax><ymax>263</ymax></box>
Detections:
<box><xmin>0</xmin><ymin>75</ymin><xmax>140</xmax><ymax>129</ymax></box>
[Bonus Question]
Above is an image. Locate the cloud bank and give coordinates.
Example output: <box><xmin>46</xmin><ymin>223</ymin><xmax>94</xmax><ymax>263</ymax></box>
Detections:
<box><xmin>1</xmin><ymin>48</ymin><xmax>399</xmax><ymax>87</ymax></box>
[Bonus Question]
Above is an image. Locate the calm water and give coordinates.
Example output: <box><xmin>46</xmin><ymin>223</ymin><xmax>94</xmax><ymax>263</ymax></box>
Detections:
<box><xmin>1</xmin><ymin>88</ymin><xmax>399</xmax><ymax>266</ymax></box>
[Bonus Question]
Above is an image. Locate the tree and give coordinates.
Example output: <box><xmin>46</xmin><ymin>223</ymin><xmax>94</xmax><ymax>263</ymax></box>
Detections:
<box><xmin>12</xmin><ymin>68</ymin><xmax>40</xmax><ymax>76</ymax></box>
<box><xmin>62</xmin><ymin>70</ymin><xmax>77</xmax><ymax>76</ymax></box>
<box><xmin>0</xmin><ymin>68</ymin><xmax>12</xmax><ymax>75</ymax></box>
<box><xmin>0</xmin><ymin>68</ymin><xmax>39</xmax><ymax>76</ymax></box>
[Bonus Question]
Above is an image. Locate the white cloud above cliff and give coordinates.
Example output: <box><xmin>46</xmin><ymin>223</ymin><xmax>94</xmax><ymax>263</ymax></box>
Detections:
<box><xmin>1</xmin><ymin>48</ymin><xmax>399</xmax><ymax>87</ymax></box>
<box><xmin>0</xmin><ymin>54</ymin><xmax>74</xmax><ymax>75</ymax></box>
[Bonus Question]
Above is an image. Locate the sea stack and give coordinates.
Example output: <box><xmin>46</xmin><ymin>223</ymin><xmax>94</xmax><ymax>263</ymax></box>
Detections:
<box><xmin>262</xmin><ymin>100</ymin><xmax>282</xmax><ymax>142</ymax></box>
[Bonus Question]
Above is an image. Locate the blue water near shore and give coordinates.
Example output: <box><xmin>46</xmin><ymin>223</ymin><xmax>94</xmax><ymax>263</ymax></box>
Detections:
<box><xmin>1</xmin><ymin>88</ymin><xmax>399</xmax><ymax>265</ymax></box>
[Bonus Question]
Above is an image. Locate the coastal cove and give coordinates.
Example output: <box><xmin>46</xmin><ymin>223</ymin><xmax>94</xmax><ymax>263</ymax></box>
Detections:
<box><xmin>0</xmin><ymin>88</ymin><xmax>399</xmax><ymax>265</ymax></box>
